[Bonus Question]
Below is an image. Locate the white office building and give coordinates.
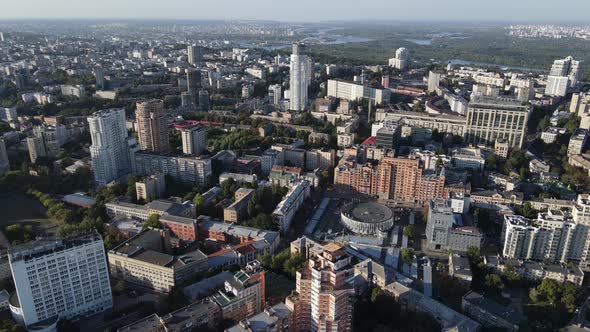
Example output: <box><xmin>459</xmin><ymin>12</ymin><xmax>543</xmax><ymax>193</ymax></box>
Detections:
<box><xmin>8</xmin><ymin>231</ymin><xmax>112</xmax><ymax>331</ymax></box>
<box><xmin>289</xmin><ymin>43</ymin><xmax>310</xmax><ymax>111</ymax></box>
<box><xmin>327</xmin><ymin>79</ymin><xmax>391</xmax><ymax>104</ymax></box>
<box><xmin>88</xmin><ymin>109</ymin><xmax>138</xmax><ymax>186</ymax></box>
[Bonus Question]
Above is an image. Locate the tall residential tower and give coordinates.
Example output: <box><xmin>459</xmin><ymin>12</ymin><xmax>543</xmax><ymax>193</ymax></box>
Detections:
<box><xmin>286</xmin><ymin>243</ymin><xmax>354</xmax><ymax>332</ymax></box>
<box><xmin>136</xmin><ymin>100</ymin><xmax>170</xmax><ymax>153</ymax></box>
<box><xmin>289</xmin><ymin>43</ymin><xmax>310</xmax><ymax>111</ymax></box>
<box><xmin>88</xmin><ymin>108</ymin><xmax>137</xmax><ymax>186</ymax></box>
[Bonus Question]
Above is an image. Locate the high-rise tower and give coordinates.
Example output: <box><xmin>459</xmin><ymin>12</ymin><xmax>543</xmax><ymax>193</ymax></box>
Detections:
<box><xmin>88</xmin><ymin>109</ymin><xmax>137</xmax><ymax>186</ymax></box>
<box><xmin>289</xmin><ymin>43</ymin><xmax>310</xmax><ymax>111</ymax></box>
<box><xmin>136</xmin><ymin>100</ymin><xmax>170</xmax><ymax>153</ymax></box>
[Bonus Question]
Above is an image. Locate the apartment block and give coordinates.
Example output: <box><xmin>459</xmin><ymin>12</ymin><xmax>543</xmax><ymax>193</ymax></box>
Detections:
<box><xmin>134</xmin><ymin>152</ymin><xmax>212</xmax><ymax>186</ymax></box>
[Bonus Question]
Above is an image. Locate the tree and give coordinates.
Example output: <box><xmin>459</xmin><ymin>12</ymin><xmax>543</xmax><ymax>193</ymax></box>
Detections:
<box><xmin>484</xmin><ymin>274</ymin><xmax>503</xmax><ymax>292</ymax></box>
<box><xmin>400</xmin><ymin>248</ymin><xmax>414</xmax><ymax>265</ymax></box>
<box><xmin>520</xmin><ymin>202</ymin><xmax>538</xmax><ymax>219</ymax></box>
<box><xmin>144</xmin><ymin>214</ymin><xmax>161</xmax><ymax>229</ymax></box>
<box><xmin>193</xmin><ymin>193</ymin><xmax>205</xmax><ymax>214</ymax></box>
<box><xmin>485</xmin><ymin>154</ymin><xmax>497</xmax><ymax>171</ymax></box>
<box><xmin>403</xmin><ymin>225</ymin><xmax>415</xmax><ymax>238</ymax></box>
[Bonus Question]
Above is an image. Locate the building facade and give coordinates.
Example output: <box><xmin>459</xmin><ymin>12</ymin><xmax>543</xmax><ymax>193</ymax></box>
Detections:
<box><xmin>286</xmin><ymin>243</ymin><xmax>355</xmax><ymax>332</ymax></box>
<box><xmin>8</xmin><ymin>231</ymin><xmax>112</xmax><ymax>330</ymax></box>
<box><xmin>88</xmin><ymin>109</ymin><xmax>138</xmax><ymax>186</ymax></box>
<box><xmin>136</xmin><ymin>99</ymin><xmax>170</xmax><ymax>153</ymax></box>
<box><xmin>327</xmin><ymin>79</ymin><xmax>391</xmax><ymax>104</ymax></box>
<box><xmin>289</xmin><ymin>43</ymin><xmax>309</xmax><ymax>111</ymax></box>
<box><xmin>181</xmin><ymin>125</ymin><xmax>206</xmax><ymax>156</ymax></box>
<box><xmin>134</xmin><ymin>152</ymin><xmax>211</xmax><ymax>186</ymax></box>
<box><xmin>465</xmin><ymin>96</ymin><xmax>531</xmax><ymax>148</ymax></box>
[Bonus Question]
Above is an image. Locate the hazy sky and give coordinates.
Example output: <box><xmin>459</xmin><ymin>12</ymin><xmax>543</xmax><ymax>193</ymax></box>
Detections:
<box><xmin>1</xmin><ymin>0</ymin><xmax>590</xmax><ymax>22</ymax></box>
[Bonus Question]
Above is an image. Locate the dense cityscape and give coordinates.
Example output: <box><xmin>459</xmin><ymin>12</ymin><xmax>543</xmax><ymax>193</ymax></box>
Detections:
<box><xmin>1</xmin><ymin>8</ymin><xmax>590</xmax><ymax>332</ymax></box>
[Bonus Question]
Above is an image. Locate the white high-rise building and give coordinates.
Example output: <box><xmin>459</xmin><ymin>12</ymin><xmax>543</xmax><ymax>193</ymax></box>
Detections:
<box><xmin>289</xmin><ymin>43</ymin><xmax>309</xmax><ymax>111</ymax></box>
<box><xmin>388</xmin><ymin>47</ymin><xmax>409</xmax><ymax>70</ymax></box>
<box><xmin>545</xmin><ymin>56</ymin><xmax>582</xmax><ymax>97</ymax></box>
<box><xmin>428</xmin><ymin>71</ymin><xmax>442</xmax><ymax>93</ymax></box>
<box><xmin>88</xmin><ymin>109</ymin><xmax>137</xmax><ymax>186</ymax></box>
<box><xmin>0</xmin><ymin>138</ymin><xmax>9</xmax><ymax>176</ymax></box>
<box><xmin>181</xmin><ymin>126</ymin><xmax>206</xmax><ymax>156</ymax></box>
<box><xmin>268</xmin><ymin>84</ymin><xmax>282</xmax><ymax>105</ymax></box>
<box><xmin>8</xmin><ymin>231</ymin><xmax>112</xmax><ymax>330</ymax></box>
<box><xmin>545</xmin><ymin>76</ymin><xmax>570</xmax><ymax>97</ymax></box>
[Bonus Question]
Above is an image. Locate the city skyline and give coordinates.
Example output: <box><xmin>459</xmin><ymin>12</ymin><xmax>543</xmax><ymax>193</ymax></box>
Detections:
<box><xmin>1</xmin><ymin>0</ymin><xmax>590</xmax><ymax>22</ymax></box>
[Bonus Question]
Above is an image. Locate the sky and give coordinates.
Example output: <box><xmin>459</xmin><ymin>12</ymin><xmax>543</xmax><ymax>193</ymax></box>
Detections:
<box><xmin>1</xmin><ymin>0</ymin><xmax>590</xmax><ymax>23</ymax></box>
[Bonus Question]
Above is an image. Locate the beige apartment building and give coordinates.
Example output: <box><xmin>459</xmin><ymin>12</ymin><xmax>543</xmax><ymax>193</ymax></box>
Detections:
<box><xmin>136</xmin><ymin>99</ymin><xmax>170</xmax><ymax>152</ymax></box>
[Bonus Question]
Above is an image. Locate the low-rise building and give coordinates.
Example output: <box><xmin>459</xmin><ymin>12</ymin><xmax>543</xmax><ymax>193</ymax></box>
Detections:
<box><xmin>219</xmin><ymin>172</ymin><xmax>257</xmax><ymax>185</ymax></box>
<box><xmin>105</xmin><ymin>197</ymin><xmax>193</xmax><ymax>221</ymax></box>
<box><xmin>226</xmin><ymin>303</ymin><xmax>292</xmax><ymax>332</ymax></box>
<box><xmin>485</xmin><ymin>256</ymin><xmax>584</xmax><ymax>286</ymax></box>
<box><xmin>118</xmin><ymin>299</ymin><xmax>220</xmax><ymax>332</ymax></box>
<box><xmin>384</xmin><ymin>282</ymin><xmax>480</xmax><ymax>331</ymax></box>
<box><xmin>451</xmin><ymin>148</ymin><xmax>485</xmax><ymax>171</ymax></box>
<box><xmin>108</xmin><ymin>229</ymin><xmax>208</xmax><ymax>293</ymax></box>
<box><xmin>541</xmin><ymin>127</ymin><xmax>566</xmax><ymax>144</ymax></box>
<box><xmin>224</xmin><ymin>188</ymin><xmax>255</xmax><ymax>223</ymax></box>
<box><xmin>159</xmin><ymin>214</ymin><xmax>198</xmax><ymax>242</ymax></box>
<box><xmin>449</xmin><ymin>254</ymin><xmax>472</xmax><ymax>283</ymax></box>
<box><xmin>462</xmin><ymin>291</ymin><xmax>524</xmax><ymax>331</ymax></box>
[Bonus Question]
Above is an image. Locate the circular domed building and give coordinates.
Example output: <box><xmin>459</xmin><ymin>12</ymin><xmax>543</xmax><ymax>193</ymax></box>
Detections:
<box><xmin>340</xmin><ymin>202</ymin><xmax>394</xmax><ymax>236</ymax></box>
